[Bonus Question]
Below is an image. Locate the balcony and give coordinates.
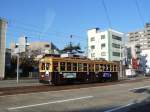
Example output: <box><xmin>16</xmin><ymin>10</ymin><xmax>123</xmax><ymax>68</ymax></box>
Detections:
<box><xmin>135</xmin><ymin>44</ymin><xmax>141</xmax><ymax>48</ymax></box>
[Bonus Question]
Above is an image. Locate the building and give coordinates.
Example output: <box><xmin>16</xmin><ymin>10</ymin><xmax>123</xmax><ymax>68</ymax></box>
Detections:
<box><xmin>0</xmin><ymin>18</ymin><xmax>7</xmax><ymax>79</ymax></box>
<box><xmin>124</xmin><ymin>43</ymin><xmax>141</xmax><ymax>69</ymax></box>
<box><xmin>127</xmin><ymin>23</ymin><xmax>150</xmax><ymax>73</ymax></box>
<box><xmin>140</xmin><ymin>49</ymin><xmax>150</xmax><ymax>74</ymax></box>
<box><xmin>29</xmin><ymin>41</ymin><xmax>59</xmax><ymax>54</ymax></box>
<box><xmin>5</xmin><ymin>48</ymin><xmax>11</xmax><ymax>77</ymax></box>
<box><xmin>128</xmin><ymin>23</ymin><xmax>150</xmax><ymax>50</ymax></box>
<box><xmin>87</xmin><ymin>28</ymin><xmax>123</xmax><ymax>61</ymax></box>
<box><xmin>10</xmin><ymin>37</ymin><xmax>59</xmax><ymax>59</ymax></box>
<box><xmin>10</xmin><ymin>36</ymin><xmax>29</xmax><ymax>54</ymax></box>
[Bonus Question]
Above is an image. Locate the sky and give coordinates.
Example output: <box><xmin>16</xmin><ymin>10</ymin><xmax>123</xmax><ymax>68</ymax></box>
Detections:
<box><xmin>0</xmin><ymin>0</ymin><xmax>150</xmax><ymax>50</ymax></box>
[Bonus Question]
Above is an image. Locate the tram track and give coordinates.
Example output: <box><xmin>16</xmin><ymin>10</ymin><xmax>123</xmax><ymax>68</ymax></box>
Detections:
<box><xmin>0</xmin><ymin>78</ymin><xmax>149</xmax><ymax>96</ymax></box>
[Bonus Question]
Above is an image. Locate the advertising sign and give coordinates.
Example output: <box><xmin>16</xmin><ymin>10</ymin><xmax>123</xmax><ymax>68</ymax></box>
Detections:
<box><xmin>103</xmin><ymin>72</ymin><xmax>111</xmax><ymax>78</ymax></box>
<box><xmin>63</xmin><ymin>73</ymin><xmax>76</xmax><ymax>78</ymax></box>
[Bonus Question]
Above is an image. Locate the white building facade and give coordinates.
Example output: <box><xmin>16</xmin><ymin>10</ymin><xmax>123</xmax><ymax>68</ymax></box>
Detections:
<box><xmin>127</xmin><ymin>23</ymin><xmax>150</xmax><ymax>73</ymax></box>
<box><xmin>87</xmin><ymin>28</ymin><xmax>123</xmax><ymax>61</ymax></box>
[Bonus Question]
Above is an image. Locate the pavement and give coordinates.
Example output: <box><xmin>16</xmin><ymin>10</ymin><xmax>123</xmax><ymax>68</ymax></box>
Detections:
<box><xmin>0</xmin><ymin>75</ymin><xmax>148</xmax><ymax>88</ymax></box>
<box><xmin>0</xmin><ymin>77</ymin><xmax>150</xmax><ymax>112</ymax></box>
<box><xmin>0</xmin><ymin>79</ymin><xmax>42</xmax><ymax>88</ymax></box>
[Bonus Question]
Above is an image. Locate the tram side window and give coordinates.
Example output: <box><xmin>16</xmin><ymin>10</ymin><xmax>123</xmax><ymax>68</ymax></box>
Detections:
<box><xmin>83</xmin><ymin>63</ymin><xmax>87</xmax><ymax>71</ymax></box>
<box><xmin>67</xmin><ymin>62</ymin><xmax>72</xmax><ymax>71</ymax></box>
<box><xmin>114</xmin><ymin>65</ymin><xmax>117</xmax><ymax>71</ymax></box>
<box><xmin>100</xmin><ymin>64</ymin><xmax>103</xmax><ymax>71</ymax></box>
<box><xmin>89</xmin><ymin>64</ymin><xmax>94</xmax><ymax>72</ymax></box>
<box><xmin>117</xmin><ymin>65</ymin><xmax>120</xmax><ymax>71</ymax></box>
<box><xmin>60</xmin><ymin>62</ymin><xmax>65</xmax><ymax>71</ymax></box>
<box><xmin>95</xmin><ymin>64</ymin><xmax>99</xmax><ymax>72</ymax></box>
<box><xmin>110</xmin><ymin>65</ymin><xmax>113</xmax><ymax>71</ymax></box>
<box><xmin>78</xmin><ymin>63</ymin><xmax>83</xmax><ymax>72</ymax></box>
<box><xmin>73</xmin><ymin>63</ymin><xmax>77</xmax><ymax>71</ymax></box>
<box><xmin>103</xmin><ymin>64</ymin><xmax>107</xmax><ymax>71</ymax></box>
<box><xmin>41</xmin><ymin>63</ymin><xmax>45</xmax><ymax>70</ymax></box>
<box><xmin>107</xmin><ymin>65</ymin><xmax>110</xmax><ymax>71</ymax></box>
<box><xmin>46</xmin><ymin>63</ymin><xmax>50</xmax><ymax>70</ymax></box>
<box><xmin>53</xmin><ymin>62</ymin><xmax>58</xmax><ymax>71</ymax></box>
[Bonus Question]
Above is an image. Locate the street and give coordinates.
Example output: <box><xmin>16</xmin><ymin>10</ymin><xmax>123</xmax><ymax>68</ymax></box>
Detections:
<box><xmin>0</xmin><ymin>79</ymin><xmax>150</xmax><ymax>112</ymax></box>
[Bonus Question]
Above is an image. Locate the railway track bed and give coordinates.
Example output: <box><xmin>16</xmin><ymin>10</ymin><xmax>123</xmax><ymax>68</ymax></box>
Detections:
<box><xmin>0</xmin><ymin>78</ymin><xmax>149</xmax><ymax>96</ymax></box>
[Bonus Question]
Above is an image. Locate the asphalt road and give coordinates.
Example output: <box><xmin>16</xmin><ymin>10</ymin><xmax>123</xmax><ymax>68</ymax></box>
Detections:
<box><xmin>0</xmin><ymin>79</ymin><xmax>150</xmax><ymax>112</ymax></box>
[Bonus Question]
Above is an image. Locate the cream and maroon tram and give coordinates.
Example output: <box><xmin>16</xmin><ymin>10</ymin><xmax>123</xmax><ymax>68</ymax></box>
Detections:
<box><xmin>39</xmin><ymin>54</ymin><xmax>119</xmax><ymax>85</ymax></box>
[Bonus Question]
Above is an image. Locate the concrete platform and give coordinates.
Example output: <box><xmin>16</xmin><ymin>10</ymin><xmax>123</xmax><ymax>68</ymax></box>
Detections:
<box><xmin>0</xmin><ymin>79</ymin><xmax>42</xmax><ymax>88</ymax></box>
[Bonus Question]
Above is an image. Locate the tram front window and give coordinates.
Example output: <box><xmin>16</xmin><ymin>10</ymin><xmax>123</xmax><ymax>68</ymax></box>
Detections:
<box><xmin>46</xmin><ymin>63</ymin><xmax>50</xmax><ymax>70</ymax></box>
<box><xmin>41</xmin><ymin>63</ymin><xmax>45</xmax><ymax>70</ymax></box>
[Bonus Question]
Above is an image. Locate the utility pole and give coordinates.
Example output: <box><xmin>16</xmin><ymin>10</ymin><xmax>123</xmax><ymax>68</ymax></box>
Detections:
<box><xmin>0</xmin><ymin>18</ymin><xmax>7</xmax><ymax>80</ymax></box>
<box><xmin>120</xmin><ymin>37</ymin><xmax>123</xmax><ymax>79</ymax></box>
<box><xmin>16</xmin><ymin>54</ymin><xmax>19</xmax><ymax>84</ymax></box>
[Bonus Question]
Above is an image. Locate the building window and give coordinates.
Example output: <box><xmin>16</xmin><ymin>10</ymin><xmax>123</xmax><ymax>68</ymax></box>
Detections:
<box><xmin>112</xmin><ymin>52</ymin><xmax>120</xmax><ymax>57</ymax></box>
<box><xmin>101</xmin><ymin>52</ymin><xmax>106</xmax><ymax>56</ymax></box>
<box><xmin>15</xmin><ymin>45</ymin><xmax>18</xmax><ymax>48</ymax></box>
<box><xmin>91</xmin><ymin>53</ymin><xmax>95</xmax><ymax>57</ymax></box>
<box><xmin>101</xmin><ymin>43</ymin><xmax>105</xmax><ymax>49</ymax></box>
<box><xmin>91</xmin><ymin>45</ymin><xmax>95</xmax><ymax>49</ymax></box>
<box><xmin>90</xmin><ymin>37</ymin><xmax>95</xmax><ymax>41</ymax></box>
<box><xmin>101</xmin><ymin>35</ymin><xmax>105</xmax><ymax>39</ymax></box>
<box><xmin>45</xmin><ymin>44</ymin><xmax>50</xmax><ymax>47</ymax></box>
<box><xmin>112</xmin><ymin>43</ymin><xmax>120</xmax><ymax>48</ymax></box>
<box><xmin>112</xmin><ymin>35</ymin><xmax>122</xmax><ymax>41</ymax></box>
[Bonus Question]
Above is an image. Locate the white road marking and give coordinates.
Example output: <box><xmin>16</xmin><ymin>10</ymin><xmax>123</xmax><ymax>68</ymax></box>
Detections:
<box><xmin>129</xmin><ymin>85</ymin><xmax>150</xmax><ymax>91</ymax></box>
<box><xmin>0</xmin><ymin>84</ymin><xmax>112</xmax><ymax>98</ymax></box>
<box><xmin>8</xmin><ymin>96</ymin><xmax>93</xmax><ymax>110</ymax></box>
<box><xmin>104</xmin><ymin>102</ymin><xmax>134</xmax><ymax>112</ymax></box>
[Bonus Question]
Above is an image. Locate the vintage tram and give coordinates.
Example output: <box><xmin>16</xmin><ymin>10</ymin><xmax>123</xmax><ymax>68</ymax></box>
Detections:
<box><xmin>39</xmin><ymin>54</ymin><xmax>119</xmax><ymax>85</ymax></box>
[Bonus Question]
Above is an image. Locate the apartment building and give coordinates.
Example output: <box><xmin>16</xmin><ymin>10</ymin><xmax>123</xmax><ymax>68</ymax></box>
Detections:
<box><xmin>87</xmin><ymin>28</ymin><xmax>123</xmax><ymax>61</ymax></box>
<box><xmin>128</xmin><ymin>23</ymin><xmax>150</xmax><ymax>50</ymax></box>
<box><xmin>128</xmin><ymin>23</ymin><xmax>150</xmax><ymax>72</ymax></box>
<box><xmin>10</xmin><ymin>36</ymin><xmax>59</xmax><ymax>56</ymax></box>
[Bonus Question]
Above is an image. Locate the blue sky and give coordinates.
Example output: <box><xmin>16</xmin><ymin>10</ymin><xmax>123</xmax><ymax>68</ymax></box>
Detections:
<box><xmin>0</xmin><ymin>0</ymin><xmax>150</xmax><ymax>50</ymax></box>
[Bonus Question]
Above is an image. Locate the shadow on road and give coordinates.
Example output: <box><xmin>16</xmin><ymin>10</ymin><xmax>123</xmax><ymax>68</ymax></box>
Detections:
<box><xmin>131</xmin><ymin>88</ymin><xmax>150</xmax><ymax>94</ymax></box>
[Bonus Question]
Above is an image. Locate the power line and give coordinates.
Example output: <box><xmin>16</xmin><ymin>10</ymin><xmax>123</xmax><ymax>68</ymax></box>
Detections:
<box><xmin>101</xmin><ymin>0</ymin><xmax>112</xmax><ymax>29</ymax></box>
<box><xmin>8</xmin><ymin>22</ymin><xmax>86</xmax><ymax>41</ymax></box>
<box><xmin>135</xmin><ymin>0</ymin><xmax>145</xmax><ymax>27</ymax></box>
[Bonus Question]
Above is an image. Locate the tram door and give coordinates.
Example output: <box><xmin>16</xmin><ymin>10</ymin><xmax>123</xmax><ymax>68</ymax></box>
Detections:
<box><xmin>45</xmin><ymin>63</ymin><xmax>52</xmax><ymax>83</ymax></box>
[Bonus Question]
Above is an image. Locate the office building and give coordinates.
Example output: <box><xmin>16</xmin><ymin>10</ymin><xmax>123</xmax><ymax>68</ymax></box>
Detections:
<box><xmin>87</xmin><ymin>28</ymin><xmax>123</xmax><ymax>61</ymax></box>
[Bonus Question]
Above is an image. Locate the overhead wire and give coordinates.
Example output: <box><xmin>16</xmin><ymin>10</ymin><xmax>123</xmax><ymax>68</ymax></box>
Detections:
<box><xmin>135</xmin><ymin>0</ymin><xmax>145</xmax><ymax>27</ymax></box>
<box><xmin>101</xmin><ymin>0</ymin><xmax>112</xmax><ymax>29</ymax></box>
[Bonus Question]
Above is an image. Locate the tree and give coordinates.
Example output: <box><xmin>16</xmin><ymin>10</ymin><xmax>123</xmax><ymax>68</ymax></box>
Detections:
<box><xmin>60</xmin><ymin>42</ymin><xmax>84</xmax><ymax>54</ymax></box>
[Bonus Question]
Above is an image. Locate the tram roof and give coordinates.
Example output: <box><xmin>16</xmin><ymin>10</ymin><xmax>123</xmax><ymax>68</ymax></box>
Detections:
<box><xmin>40</xmin><ymin>55</ymin><xmax>118</xmax><ymax>65</ymax></box>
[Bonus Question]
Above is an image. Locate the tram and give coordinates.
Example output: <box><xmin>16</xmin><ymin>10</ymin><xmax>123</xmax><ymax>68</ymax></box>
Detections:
<box><xmin>39</xmin><ymin>54</ymin><xmax>119</xmax><ymax>85</ymax></box>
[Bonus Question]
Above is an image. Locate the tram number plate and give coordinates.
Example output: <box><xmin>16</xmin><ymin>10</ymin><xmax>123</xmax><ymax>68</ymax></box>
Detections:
<box><xmin>63</xmin><ymin>73</ymin><xmax>76</xmax><ymax>78</ymax></box>
<box><xmin>103</xmin><ymin>72</ymin><xmax>111</xmax><ymax>78</ymax></box>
